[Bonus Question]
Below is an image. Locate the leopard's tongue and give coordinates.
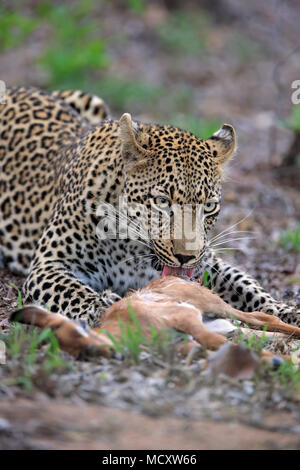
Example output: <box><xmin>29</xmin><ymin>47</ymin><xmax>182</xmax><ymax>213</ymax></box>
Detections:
<box><xmin>162</xmin><ymin>266</ymin><xmax>194</xmax><ymax>278</ymax></box>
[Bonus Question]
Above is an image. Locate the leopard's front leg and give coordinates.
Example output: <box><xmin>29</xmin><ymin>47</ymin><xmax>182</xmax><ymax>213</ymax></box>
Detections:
<box><xmin>197</xmin><ymin>250</ymin><xmax>300</xmax><ymax>325</ymax></box>
<box><xmin>23</xmin><ymin>263</ymin><xmax>120</xmax><ymax>327</ymax></box>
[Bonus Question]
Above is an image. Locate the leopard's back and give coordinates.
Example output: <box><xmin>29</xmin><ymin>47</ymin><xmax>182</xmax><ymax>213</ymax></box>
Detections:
<box><xmin>0</xmin><ymin>86</ymin><xmax>109</xmax><ymax>274</ymax></box>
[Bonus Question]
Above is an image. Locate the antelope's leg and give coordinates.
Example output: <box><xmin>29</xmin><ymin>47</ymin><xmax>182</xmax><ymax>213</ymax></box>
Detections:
<box><xmin>10</xmin><ymin>305</ymin><xmax>115</xmax><ymax>358</ymax></box>
<box><xmin>171</xmin><ymin>312</ymin><xmax>227</xmax><ymax>351</ymax></box>
<box><xmin>170</xmin><ymin>311</ymin><xmax>293</xmax><ymax>362</ymax></box>
<box><xmin>235</xmin><ymin>327</ymin><xmax>289</xmax><ymax>340</ymax></box>
<box><xmin>222</xmin><ymin>306</ymin><xmax>300</xmax><ymax>338</ymax></box>
<box><xmin>189</xmin><ymin>286</ymin><xmax>300</xmax><ymax>338</ymax></box>
<box><xmin>198</xmin><ymin>251</ymin><xmax>299</xmax><ymax>324</ymax></box>
<box><xmin>175</xmin><ymin>340</ymin><xmax>202</xmax><ymax>356</ymax></box>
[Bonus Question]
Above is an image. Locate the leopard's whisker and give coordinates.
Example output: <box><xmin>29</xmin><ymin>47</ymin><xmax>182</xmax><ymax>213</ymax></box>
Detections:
<box><xmin>135</xmin><ymin>256</ymin><xmax>157</xmax><ymax>268</ymax></box>
<box><xmin>103</xmin><ymin>207</ymin><xmax>148</xmax><ymax>234</ymax></box>
<box><xmin>209</xmin><ymin>236</ymin><xmax>256</xmax><ymax>248</ymax></box>
<box><xmin>96</xmin><ymin>203</ymin><xmax>147</xmax><ymax>234</ymax></box>
<box><xmin>210</xmin><ymin>230</ymin><xmax>257</xmax><ymax>244</ymax></box>
<box><xmin>103</xmin><ymin>212</ymin><xmax>151</xmax><ymax>244</ymax></box>
<box><xmin>213</xmin><ymin>247</ymin><xmax>246</xmax><ymax>253</ymax></box>
<box><xmin>118</xmin><ymin>253</ymin><xmax>155</xmax><ymax>265</ymax></box>
<box><xmin>209</xmin><ymin>210</ymin><xmax>254</xmax><ymax>243</ymax></box>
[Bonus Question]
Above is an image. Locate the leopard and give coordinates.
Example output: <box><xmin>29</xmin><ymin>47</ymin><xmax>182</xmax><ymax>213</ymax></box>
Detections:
<box><xmin>0</xmin><ymin>86</ymin><xmax>299</xmax><ymax>327</ymax></box>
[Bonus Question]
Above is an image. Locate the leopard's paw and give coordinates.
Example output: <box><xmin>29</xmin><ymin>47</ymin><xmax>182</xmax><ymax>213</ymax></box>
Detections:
<box><xmin>101</xmin><ymin>290</ymin><xmax>121</xmax><ymax>308</ymax></box>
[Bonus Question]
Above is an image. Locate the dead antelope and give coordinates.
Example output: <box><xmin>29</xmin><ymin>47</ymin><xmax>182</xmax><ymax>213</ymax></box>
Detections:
<box><xmin>10</xmin><ymin>276</ymin><xmax>300</xmax><ymax>361</ymax></box>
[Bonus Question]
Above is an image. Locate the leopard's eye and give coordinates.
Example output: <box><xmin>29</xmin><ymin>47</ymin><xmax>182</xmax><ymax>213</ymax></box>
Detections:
<box><xmin>204</xmin><ymin>201</ymin><xmax>219</xmax><ymax>214</ymax></box>
<box><xmin>153</xmin><ymin>196</ymin><xmax>171</xmax><ymax>210</ymax></box>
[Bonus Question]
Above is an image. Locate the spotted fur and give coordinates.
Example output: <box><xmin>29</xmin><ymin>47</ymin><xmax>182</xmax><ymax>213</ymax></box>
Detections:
<box><xmin>52</xmin><ymin>89</ymin><xmax>110</xmax><ymax>124</ymax></box>
<box><xmin>0</xmin><ymin>86</ymin><xmax>298</xmax><ymax>326</ymax></box>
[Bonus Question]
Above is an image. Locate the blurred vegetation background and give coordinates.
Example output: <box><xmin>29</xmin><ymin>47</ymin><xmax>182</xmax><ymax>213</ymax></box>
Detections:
<box><xmin>0</xmin><ymin>0</ymin><xmax>299</xmax><ymax>152</ymax></box>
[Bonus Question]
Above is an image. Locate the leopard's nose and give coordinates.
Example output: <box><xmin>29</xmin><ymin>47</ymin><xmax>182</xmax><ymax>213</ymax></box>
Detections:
<box><xmin>175</xmin><ymin>254</ymin><xmax>195</xmax><ymax>266</ymax></box>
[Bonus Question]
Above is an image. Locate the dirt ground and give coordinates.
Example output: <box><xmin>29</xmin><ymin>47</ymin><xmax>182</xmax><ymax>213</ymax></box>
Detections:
<box><xmin>0</xmin><ymin>0</ymin><xmax>300</xmax><ymax>450</ymax></box>
<box><xmin>1</xmin><ymin>399</ymin><xmax>300</xmax><ymax>450</ymax></box>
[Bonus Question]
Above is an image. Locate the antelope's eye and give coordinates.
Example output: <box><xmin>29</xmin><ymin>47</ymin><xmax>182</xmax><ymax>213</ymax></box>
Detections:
<box><xmin>204</xmin><ymin>201</ymin><xmax>219</xmax><ymax>214</ymax></box>
<box><xmin>153</xmin><ymin>196</ymin><xmax>171</xmax><ymax>210</ymax></box>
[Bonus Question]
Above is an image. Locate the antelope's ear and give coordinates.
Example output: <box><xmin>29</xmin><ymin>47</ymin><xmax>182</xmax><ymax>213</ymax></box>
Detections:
<box><xmin>10</xmin><ymin>305</ymin><xmax>52</xmax><ymax>329</ymax></box>
<box><xmin>206</xmin><ymin>124</ymin><xmax>236</xmax><ymax>164</ymax></box>
<box><xmin>119</xmin><ymin>113</ymin><xmax>153</xmax><ymax>171</ymax></box>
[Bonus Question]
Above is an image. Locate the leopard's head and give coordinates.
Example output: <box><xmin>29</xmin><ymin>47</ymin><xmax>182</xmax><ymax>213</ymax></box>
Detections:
<box><xmin>119</xmin><ymin>113</ymin><xmax>236</xmax><ymax>275</ymax></box>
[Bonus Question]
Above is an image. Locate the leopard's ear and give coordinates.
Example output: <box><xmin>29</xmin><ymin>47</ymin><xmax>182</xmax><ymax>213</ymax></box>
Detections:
<box><xmin>119</xmin><ymin>113</ymin><xmax>154</xmax><ymax>171</ymax></box>
<box><xmin>206</xmin><ymin>124</ymin><xmax>236</xmax><ymax>164</ymax></box>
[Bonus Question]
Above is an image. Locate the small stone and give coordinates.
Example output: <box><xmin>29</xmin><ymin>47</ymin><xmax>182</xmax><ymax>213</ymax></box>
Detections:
<box><xmin>0</xmin><ymin>418</ymin><xmax>11</xmax><ymax>431</ymax></box>
<box><xmin>243</xmin><ymin>382</ymin><xmax>254</xmax><ymax>395</ymax></box>
<box><xmin>271</xmin><ymin>356</ymin><xmax>283</xmax><ymax>369</ymax></box>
